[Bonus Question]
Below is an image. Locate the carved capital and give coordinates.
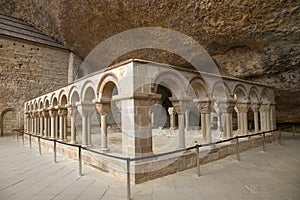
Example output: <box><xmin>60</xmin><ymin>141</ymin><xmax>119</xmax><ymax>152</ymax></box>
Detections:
<box><xmin>95</xmin><ymin>103</ymin><xmax>111</xmax><ymax>116</ymax></box>
<box><xmin>251</xmin><ymin>103</ymin><xmax>261</xmax><ymax>113</ymax></box>
<box><xmin>58</xmin><ymin>108</ymin><xmax>68</xmax><ymax>117</ymax></box>
<box><xmin>168</xmin><ymin>107</ymin><xmax>175</xmax><ymax>115</ymax></box>
<box><xmin>194</xmin><ymin>100</ymin><xmax>212</xmax><ymax>114</ymax></box>
<box><xmin>42</xmin><ymin>109</ymin><xmax>49</xmax><ymax>118</ymax></box>
<box><xmin>260</xmin><ymin>104</ymin><xmax>271</xmax><ymax>112</ymax></box>
<box><xmin>169</xmin><ymin>98</ymin><xmax>188</xmax><ymax>115</ymax></box>
<box><xmin>48</xmin><ymin>108</ymin><xmax>57</xmax><ymax>118</ymax></box>
<box><xmin>236</xmin><ymin>102</ymin><xmax>250</xmax><ymax>113</ymax></box>
<box><xmin>218</xmin><ymin>100</ymin><xmax>236</xmax><ymax>113</ymax></box>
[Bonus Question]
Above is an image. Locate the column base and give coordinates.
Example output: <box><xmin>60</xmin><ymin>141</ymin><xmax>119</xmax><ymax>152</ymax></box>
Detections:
<box><xmin>69</xmin><ymin>140</ymin><xmax>78</xmax><ymax>144</ymax></box>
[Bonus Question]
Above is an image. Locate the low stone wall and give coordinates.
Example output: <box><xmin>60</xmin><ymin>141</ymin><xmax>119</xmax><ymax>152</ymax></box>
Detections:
<box><xmin>24</xmin><ymin>133</ymin><xmax>274</xmax><ymax>184</ymax></box>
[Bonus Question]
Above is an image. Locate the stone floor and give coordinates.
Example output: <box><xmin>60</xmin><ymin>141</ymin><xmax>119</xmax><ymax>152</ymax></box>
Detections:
<box><xmin>0</xmin><ymin>132</ymin><xmax>299</xmax><ymax>200</ymax></box>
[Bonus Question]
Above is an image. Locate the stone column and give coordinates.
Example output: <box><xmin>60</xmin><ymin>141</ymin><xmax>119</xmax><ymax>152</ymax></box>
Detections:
<box><xmin>38</xmin><ymin>110</ymin><xmax>44</xmax><ymax>136</ymax></box>
<box><xmin>251</xmin><ymin>103</ymin><xmax>261</xmax><ymax>133</ymax></box>
<box><xmin>170</xmin><ymin>98</ymin><xmax>187</xmax><ymax>149</ymax></box>
<box><xmin>48</xmin><ymin>107</ymin><xmax>57</xmax><ymax>139</ymax></box>
<box><xmin>234</xmin><ymin>106</ymin><xmax>241</xmax><ymax>134</ymax></box>
<box><xmin>58</xmin><ymin>107</ymin><xmax>68</xmax><ymax>141</ymax></box>
<box><xmin>30</xmin><ymin>111</ymin><xmax>34</xmax><ymax>134</ymax></box>
<box><xmin>42</xmin><ymin>109</ymin><xmax>49</xmax><ymax>137</ymax></box>
<box><xmin>25</xmin><ymin>112</ymin><xmax>30</xmax><ymax>133</ymax></box>
<box><xmin>260</xmin><ymin>104</ymin><xmax>271</xmax><ymax>131</ymax></box>
<box><xmin>236</xmin><ymin>103</ymin><xmax>250</xmax><ymax>135</ymax></box>
<box><xmin>270</xmin><ymin>103</ymin><xmax>276</xmax><ymax>130</ymax></box>
<box><xmin>194</xmin><ymin>100</ymin><xmax>212</xmax><ymax>143</ymax></box>
<box><xmin>76</xmin><ymin>101</ymin><xmax>95</xmax><ymax>147</ymax></box>
<box><xmin>168</xmin><ymin>107</ymin><xmax>176</xmax><ymax>130</ymax></box>
<box><xmin>67</xmin><ymin>104</ymin><xmax>77</xmax><ymax>144</ymax></box>
<box><xmin>218</xmin><ymin>101</ymin><xmax>236</xmax><ymax>139</ymax></box>
<box><xmin>95</xmin><ymin>100</ymin><xmax>111</xmax><ymax>151</ymax></box>
<box><xmin>185</xmin><ymin>110</ymin><xmax>190</xmax><ymax>131</ymax></box>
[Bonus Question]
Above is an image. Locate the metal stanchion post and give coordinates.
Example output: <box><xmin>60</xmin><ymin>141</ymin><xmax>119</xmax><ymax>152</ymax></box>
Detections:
<box><xmin>236</xmin><ymin>137</ymin><xmax>240</xmax><ymax>161</ymax></box>
<box><xmin>263</xmin><ymin>132</ymin><xmax>266</xmax><ymax>152</ymax></box>
<box><xmin>22</xmin><ymin>132</ymin><xmax>24</xmax><ymax>145</ymax></box>
<box><xmin>293</xmin><ymin>125</ymin><xmax>295</xmax><ymax>140</ymax></box>
<box><xmin>196</xmin><ymin>145</ymin><xmax>200</xmax><ymax>177</ymax></box>
<box><xmin>78</xmin><ymin>146</ymin><xmax>82</xmax><ymax>177</ymax></box>
<box><xmin>54</xmin><ymin>140</ymin><xmax>57</xmax><ymax>163</ymax></box>
<box><xmin>29</xmin><ymin>134</ymin><xmax>32</xmax><ymax>149</ymax></box>
<box><xmin>38</xmin><ymin>137</ymin><xmax>41</xmax><ymax>155</ymax></box>
<box><xmin>279</xmin><ymin>128</ymin><xmax>282</xmax><ymax>145</ymax></box>
<box><xmin>126</xmin><ymin>158</ymin><xmax>131</xmax><ymax>200</ymax></box>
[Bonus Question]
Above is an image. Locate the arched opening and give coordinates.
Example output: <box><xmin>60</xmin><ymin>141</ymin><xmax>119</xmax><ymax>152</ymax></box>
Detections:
<box><xmin>233</xmin><ymin>86</ymin><xmax>248</xmax><ymax>135</ymax></box>
<box><xmin>1</xmin><ymin>108</ymin><xmax>17</xmax><ymax>137</ymax></box>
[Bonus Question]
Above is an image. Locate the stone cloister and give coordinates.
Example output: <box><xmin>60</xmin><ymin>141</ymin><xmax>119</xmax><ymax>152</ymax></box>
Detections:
<box><xmin>24</xmin><ymin>59</ymin><xmax>276</xmax><ymax>158</ymax></box>
<box><xmin>22</xmin><ymin>59</ymin><xmax>277</xmax><ymax>183</ymax></box>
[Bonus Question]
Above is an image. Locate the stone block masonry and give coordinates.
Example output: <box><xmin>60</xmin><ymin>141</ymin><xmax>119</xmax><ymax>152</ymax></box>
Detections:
<box><xmin>23</xmin><ymin>132</ymin><xmax>274</xmax><ymax>184</ymax></box>
<box><xmin>0</xmin><ymin>36</ymin><xmax>72</xmax><ymax>136</ymax></box>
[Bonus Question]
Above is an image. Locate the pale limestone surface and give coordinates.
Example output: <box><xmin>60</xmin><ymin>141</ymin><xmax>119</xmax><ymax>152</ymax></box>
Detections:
<box><xmin>0</xmin><ymin>133</ymin><xmax>299</xmax><ymax>200</ymax></box>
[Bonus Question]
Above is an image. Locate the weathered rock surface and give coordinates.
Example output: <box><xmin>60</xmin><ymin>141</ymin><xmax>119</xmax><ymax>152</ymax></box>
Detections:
<box><xmin>0</xmin><ymin>0</ymin><xmax>299</xmax><ymax>123</ymax></box>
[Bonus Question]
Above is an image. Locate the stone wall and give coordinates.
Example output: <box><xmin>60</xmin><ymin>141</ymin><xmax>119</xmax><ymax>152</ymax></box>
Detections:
<box><xmin>0</xmin><ymin>36</ymin><xmax>70</xmax><ymax>135</ymax></box>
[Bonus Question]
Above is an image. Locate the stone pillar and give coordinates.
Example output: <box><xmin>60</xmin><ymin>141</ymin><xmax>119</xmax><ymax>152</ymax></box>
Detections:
<box><xmin>236</xmin><ymin>103</ymin><xmax>250</xmax><ymax>135</ymax></box>
<box><xmin>95</xmin><ymin>100</ymin><xmax>111</xmax><ymax>151</ymax></box>
<box><xmin>58</xmin><ymin>107</ymin><xmax>68</xmax><ymax>141</ymax></box>
<box><xmin>42</xmin><ymin>109</ymin><xmax>49</xmax><ymax>137</ymax></box>
<box><xmin>114</xmin><ymin>93</ymin><xmax>160</xmax><ymax>157</ymax></box>
<box><xmin>251</xmin><ymin>103</ymin><xmax>261</xmax><ymax>133</ymax></box>
<box><xmin>218</xmin><ymin>101</ymin><xmax>236</xmax><ymax>139</ymax></box>
<box><xmin>67</xmin><ymin>104</ymin><xmax>77</xmax><ymax>144</ymax></box>
<box><xmin>76</xmin><ymin>101</ymin><xmax>95</xmax><ymax>147</ymax></box>
<box><xmin>168</xmin><ymin>107</ymin><xmax>176</xmax><ymax>130</ymax></box>
<box><xmin>48</xmin><ymin>107</ymin><xmax>57</xmax><ymax>139</ymax></box>
<box><xmin>170</xmin><ymin>98</ymin><xmax>187</xmax><ymax>149</ymax></box>
<box><xmin>194</xmin><ymin>100</ymin><xmax>212</xmax><ymax>143</ymax></box>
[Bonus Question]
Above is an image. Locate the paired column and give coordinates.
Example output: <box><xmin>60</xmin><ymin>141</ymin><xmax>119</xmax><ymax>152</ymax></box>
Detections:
<box><xmin>95</xmin><ymin>99</ymin><xmax>111</xmax><ymax>151</ymax></box>
<box><xmin>260</xmin><ymin>104</ymin><xmax>271</xmax><ymax>131</ymax></box>
<box><xmin>67</xmin><ymin>104</ymin><xmax>78</xmax><ymax>144</ymax></box>
<box><xmin>58</xmin><ymin>107</ymin><xmax>68</xmax><ymax>141</ymax></box>
<box><xmin>168</xmin><ymin>107</ymin><xmax>176</xmax><ymax>130</ymax></box>
<box><xmin>30</xmin><ymin>111</ymin><xmax>34</xmax><ymax>134</ymax></box>
<box><xmin>48</xmin><ymin>107</ymin><xmax>58</xmax><ymax>139</ymax></box>
<box><xmin>236</xmin><ymin>102</ymin><xmax>250</xmax><ymax>135</ymax></box>
<box><xmin>76</xmin><ymin>101</ymin><xmax>95</xmax><ymax>147</ymax></box>
<box><xmin>251</xmin><ymin>103</ymin><xmax>261</xmax><ymax>133</ymax></box>
<box><xmin>38</xmin><ymin>110</ymin><xmax>44</xmax><ymax>136</ymax></box>
<box><xmin>218</xmin><ymin>101</ymin><xmax>236</xmax><ymax>139</ymax></box>
<box><xmin>25</xmin><ymin>112</ymin><xmax>30</xmax><ymax>133</ymax></box>
<box><xmin>42</xmin><ymin>109</ymin><xmax>50</xmax><ymax>137</ymax></box>
<box><xmin>170</xmin><ymin>98</ymin><xmax>187</xmax><ymax>149</ymax></box>
<box><xmin>194</xmin><ymin>100</ymin><xmax>212</xmax><ymax>143</ymax></box>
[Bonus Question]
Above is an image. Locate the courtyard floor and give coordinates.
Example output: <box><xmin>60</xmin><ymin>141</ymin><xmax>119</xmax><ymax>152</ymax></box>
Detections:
<box><xmin>0</xmin><ymin>132</ymin><xmax>299</xmax><ymax>200</ymax></box>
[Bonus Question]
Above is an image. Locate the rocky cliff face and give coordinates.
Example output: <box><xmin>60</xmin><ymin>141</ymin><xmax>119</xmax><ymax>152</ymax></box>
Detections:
<box><xmin>1</xmin><ymin>0</ymin><xmax>299</xmax><ymax>123</ymax></box>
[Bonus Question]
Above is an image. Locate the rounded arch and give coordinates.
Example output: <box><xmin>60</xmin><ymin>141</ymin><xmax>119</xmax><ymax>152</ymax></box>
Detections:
<box><xmin>189</xmin><ymin>76</ymin><xmax>210</xmax><ymax>100</ymax></box>
<box><xmin>249</xmin><ymin>86</ymin><xmax>260</xmax><ymax>103</ymax></box>
<box><xmin>38</xmin><ymin>98</ymin><xmax>43</xmax><ymax>110</ymax></box>
<box><xmin>261</xmin><ymin>88</ymin><xmax>271</xmax><ymax>103</ymax></box>
<box><xmin>153</xmin><ymin>69</ymin><xmax>187</xmax><ymax>98</ymax></box>
<box><xmin>58</xmin><ymin>89</ymin><xmax>68</xmax><ymax>106</ymax></box>
<box><xmin>50</xmin><ymin>93</ymin><xmax>58</xmax><ymax>107</ymax></box>
<box><xmin>0</xmin><ymin>108</ymin><xmax>17</xmax><ymax>137</ymax></box>
<box><xmin>69</xmin><ymin>86</ymin><xmax>80</xmax><ymax>104</ymax></box>
<box><xmin>33</xmin><ymin>101</ymin><xmax>38</xmax><ymax>111</ymax></box>
<box><xmin>43</xmin><ymin>96</ymin><xmax>50</xmax><ymax>109</ymax></box>
<box><xmin>233</xmin><ymin>84</ymin><xmax>248</xmax><ymax>102</ymax></box>
<box><xmin>81</xmin><ymin>81</ymin><xmax>96</xmax><ymax>101</ymax></box>
<box><xmin>97</xmin><ymin>73</ymin><xmax>119</xmax><ymax>95</ymax></box>
<box><xmin>211</xmin><ymin>81</ymin><xmax>231</xmax><ymax>101</ymax></box>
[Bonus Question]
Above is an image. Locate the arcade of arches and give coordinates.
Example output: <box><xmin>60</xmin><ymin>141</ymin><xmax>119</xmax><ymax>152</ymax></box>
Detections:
<box><xmin>24</xmin><ymin>59</ymin><xmax>276</xmax><ymax>159</ymax></box>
